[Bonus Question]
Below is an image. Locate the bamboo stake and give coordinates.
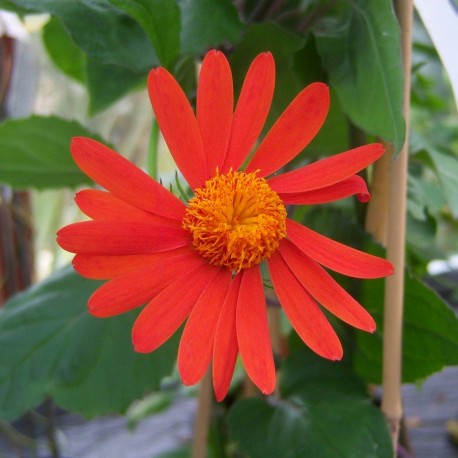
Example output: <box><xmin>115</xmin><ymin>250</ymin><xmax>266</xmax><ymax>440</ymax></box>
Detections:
<box><xmin>381</xmin><ymin>0</ymin><xmax>413</xmax><ymax>453</ymax></box>
<box><xmin>364</xmin><ymin>142</ymin><xmax>392</xmax><ymax>246</ymax></box>
<box><xmin>192</xmin><ymin>369</ymin><xmax>213</xmax><ymax>458</ymax></box>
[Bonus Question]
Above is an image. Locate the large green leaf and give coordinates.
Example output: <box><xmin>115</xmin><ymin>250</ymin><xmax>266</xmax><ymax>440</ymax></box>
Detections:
<box><xmin>42</xmin><ymin>17</ymin><xmax>147</xmax><ymax>114</ymax></box>
<box><xmin>179</xmin><ymin>0</ymin><xmax>245</xmax><ymax>55</ymax></box>
<box><xmin>86</xmin><ymin>60</ymin><xmax>147</xmax><ymax>115</ymax></box>
<box><xmin>228</xmin><ymin>340</ymin><xmax>392</xmax><ymax>458</ymax></box>
<box><xmin>0</xmin><ymin>116</ymin><xmax>102</xmax><ymax>189</ymax></box>
<box><xmin>314</xmin><ymin>0</ymin><xmax>405</xmax><ymax>152</ymax></box>
<box><xmin>354</xmin><ymin>273</ymin><xmax>458</xmax><ymax>383</ymax></box>
<box><xmin>42</xmin><ymin>16</ymin><xmax>87</xmax><ymax>83</ymax></box>
<box><xmin>108</xmin><ymin>0</ymin><xmax>181</xmax><ymax>68</ymax></box>
<box><xmin>6</xmin><ymin>0</ymin><xmax>157</xmax><ymax>71</ymax></box>
<box><xmin>0</xmin><ymin>266</ymin><xmax>178</xmax><ymax>421</ymax></box>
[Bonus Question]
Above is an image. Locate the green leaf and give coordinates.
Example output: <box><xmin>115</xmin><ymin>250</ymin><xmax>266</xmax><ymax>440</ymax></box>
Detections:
<box><xmin>406</xmin><ymin>212</ymin><xmax>442</xmax><ymax>266</ymax></box>
<box><xmin>7</xmin><ymin>0</ymin><xmax>157</xmax><ymax>71</ymax></box>
<box><xmin>354</xmin><ymin>273</ymin><xmax>458</xmax><ymax>384</ymax></box>
<box><xmin>427</xmin><ymin>149</ymin><xmax>458</xmax><ymax>218</ymax></box>
<box><xmin>0</xmin><ymin>116</ymin><xmax>100</xmax><ymax>189</ymax></box>
<box><xmin>108</xmin><ymin>0</ymin><xmax>181</xmax><ymax>68</ymax></box>
<box><xmin>86</xmin><ymin>60</ymin><xmax>147</xmax><ymax>115</ymax></box>
<box><xmin>42</xmin><ymin>15</ymin><xmax>148</xmax><ymax>113</ymax></box>
<box><xmin>0</xmin><ymin>266</ymin><xmax>178</xmax><ymax>421</ymax></box>
<box><xmin>0</xmin><ymin>0</ymin><xmax>30</xmax><ymax>14</ymax></box>
<box><xmin>228</xmin><ymin>342</ymin><xmax>392</xmax><ymax>458</ymax></box>
<box><xmin>179</xmin><ymin>0</ymin><xmax>244</xmax><ymax>55</ymax></box>
<box><xmin>314</xmin><ymin>0</ymin><xmax>405</xmax><ymax>152</ymax></box>
<box><xmin>42</xmin><ymin>16</ymin><xmax>87</xmax><ymax>83</ymax></box>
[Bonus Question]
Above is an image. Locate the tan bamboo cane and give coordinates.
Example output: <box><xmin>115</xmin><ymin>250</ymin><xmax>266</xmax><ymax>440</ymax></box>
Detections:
<box><xmin>380</xmin><ymin>0</ymin><xmax>414</xmax><ymax>453</ymax></box>
<box><xmin>192</xmin><ymin>369</ymin><xmax>212</xmax><ymax>458</ymax></box>
<box><xmin>365</xmin><ymin>143</ymin><xmax>392</xmax><ymax>245</ymax></box>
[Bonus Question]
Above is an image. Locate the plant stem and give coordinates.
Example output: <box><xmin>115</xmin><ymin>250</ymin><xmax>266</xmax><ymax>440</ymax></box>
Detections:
<box><xmin>192</xmin><ymin>369</ymin><xmax>212</xmax><ymax>458</ymax></box>
<box><xmin>147</xmin><ymin>118</ymin><xmax>159</xmax><ymax>180</ymax></box>
<box><xmin>381</xmin><ymin>0</ymin><xmax>413</xmax><ymax>454</ymax></box>
<box><xmin>44</xmin><ymin>398</ymin><xmax>59</xmax><ymax>458</ymax></box>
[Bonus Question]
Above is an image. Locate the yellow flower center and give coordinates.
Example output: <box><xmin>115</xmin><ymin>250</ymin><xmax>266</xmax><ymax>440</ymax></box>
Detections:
<box><xmin>183</xmin><ymin>170</ymin><xmax>287</xmax><ymax>272</ymax></box>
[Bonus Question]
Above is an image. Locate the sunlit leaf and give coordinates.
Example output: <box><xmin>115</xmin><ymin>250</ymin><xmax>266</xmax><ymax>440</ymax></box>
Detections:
<box><xmin>0</xmin><ymin>116</ymin><xmax>100</xmax><ymax>189</ymax></box>
<box><xmin>42</xmin><ymin>16</ymin><xmax>86</xmax><ymax>83</ymax></box>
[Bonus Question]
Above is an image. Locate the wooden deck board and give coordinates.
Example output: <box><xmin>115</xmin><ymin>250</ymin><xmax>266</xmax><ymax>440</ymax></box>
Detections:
<box><xmin>403</xmin><ymin>366</ymin><xmax>458</xmax><ymax>457</ymax></box>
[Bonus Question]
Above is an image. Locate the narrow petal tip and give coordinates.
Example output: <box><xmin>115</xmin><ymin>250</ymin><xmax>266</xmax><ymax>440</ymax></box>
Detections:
<box><xmin>366</xmin><ymin>316</ymin><xmax>377</xmax><ymax>334</ymax></box>
<box><xmin>179</xmin><ymin>375</ymin><xmax>195</xmax><ymax>387</ymax></box>
<box><xmin>331</xmin><ymin>343</ymin><xmax>344</xmax><ymax>361</ymax></box>
<box><xmin>132</xmin><ymin>339</ymin><xmax>149</xmax><ymax>354</ymax></box>
<box><xmin>310</xmin><ymin>81</ymin><xmax>330</xmax><ymax>96</ymax></box>
<box><xmin>357</xmin><ymin>191</ymin><xmax>371</xmax><ymax>203</ymax></box>
<box><xmin>205</xmin><ymin>49</ymin><xmax>224</xmax><ymax>58</ymax></box>
<box><xmin>70</xmin><ymin>136</ymin><xmax>84</xmax><ymax>147</ymax></box>
<box><xmin>260</xmin><ymin>386</ymin><xmax>275</xmax><ymax>396</ymax></box>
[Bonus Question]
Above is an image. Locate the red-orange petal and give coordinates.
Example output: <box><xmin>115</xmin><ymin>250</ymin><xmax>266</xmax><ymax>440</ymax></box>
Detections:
<box><xmin>286</xmin><ymin>219</ymin><xmax>394</xmax><ymax>279</ymax></box>
<box><xmin>73</xmin><ymin>245</ymin><xmax>195</xmax><ymax>279</ymax></box>
<box><xmin>57</xmin><ymin>221</ymin><xmax>189</xmax><ymax>255</ymax></box>
<box><xmin>279</xmin><ymin>175</ymin><xmax>370</xmax><ymax>205</ymax></box>
<box><xmin>197</xmin><ymin>50</ymin><xmax>233</xmax><ymax>176</ymax></box>
<box><xmin>246</xmin><ymin>83</ymin><xmax>330</xmax><ymax>177</ymax></box>
<box><xmin>268</xmin><ymin>251</ymin><xmax>343</xmax><ymax>360</ymax></box>
<box><xmin>178</xmin><ymin>268</ymin><xmax>232</xmax><ymax>386</ymax></box>
<box><xmin>75</xmin><ymin>189</ymin><xmax>183</xmax><ymax>227</ymax></box>
<box><xmin>133</xmin><ymin>262</ymin><xmax>219</xmax><ymax>353</ymax></box>
<box><xmin>268</xmin><ymin>143</ymin><xmax>385</xmax><ymax>193</ymax></box>
<box><xmin>148</xmin><ymin>67</ymin><xmax>206</xmax><ymax>189</ymax></box>
<box><xmin>221</xmin><ymin>53</ymin><xmax>275</xmax><ymax>173</ymax></box>
<box><xmin>236</xmin><ymin>267</ymin><xmax>275</xmax><ymax>395</ymax></box>
<box><xmin>71</xmin><ymin>137</ymin><xmax>185</xmax><ymax>220</ymax></box>
<box><xmin>213</xmin><ymin>274</ymin><xmax>241</xmax><ymax>401</ymax></box>
<box><xmin>88</xmin><ymin>250</ymin><xmax>204</xmax><ymax>317</ymax></box>
<box><xmin>278</xmin><ymin>239</ymin><xmax>376</xmax><ymax>332</ymax></box>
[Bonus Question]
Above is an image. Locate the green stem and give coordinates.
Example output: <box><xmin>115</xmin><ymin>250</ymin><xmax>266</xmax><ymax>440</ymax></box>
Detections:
<box><xmin>147</xmin><ymin>118</ymin><xmax>160</xmax><ymax>180</ymax></box>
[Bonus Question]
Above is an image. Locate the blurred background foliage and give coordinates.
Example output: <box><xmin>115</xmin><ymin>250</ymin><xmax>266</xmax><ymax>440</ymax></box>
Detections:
<box><xmin>0</xmin><ymin>0</ymin><xmax>457</xmax><ymax>457</ymax></box>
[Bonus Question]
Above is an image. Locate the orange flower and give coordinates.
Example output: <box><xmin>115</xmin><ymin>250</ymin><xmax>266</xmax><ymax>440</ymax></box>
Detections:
<box><xmin>57</xmin><ymin>50</ymin><xmax>393</xmax><ymax>401</ymax></box>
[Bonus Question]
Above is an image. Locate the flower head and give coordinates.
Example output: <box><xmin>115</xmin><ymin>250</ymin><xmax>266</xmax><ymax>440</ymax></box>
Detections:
<box><xmin>57</xmin><ymin>50</ymin><xmax>393</xmax><ymax>401</ymax></box>
<box><xmin>183</xmin><ymin>169</ymin><xmax>287</xmax><ymax>271</ymax></box>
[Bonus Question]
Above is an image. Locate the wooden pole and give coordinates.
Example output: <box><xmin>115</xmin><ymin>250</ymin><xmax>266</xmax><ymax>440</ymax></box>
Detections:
<box><xmin>381</xmin><ymin>0</ymin><xmax>413</xmax><ymax>453</ymax></box>
<box><xmin>364</xmin><ymin>142</ymin><xmax>392</xmax><ymax>246</ymax></box>
<box><xmin>192</xmin><ymin>369</ymin><xmax>213</xmax><ymax>458</ymax></box>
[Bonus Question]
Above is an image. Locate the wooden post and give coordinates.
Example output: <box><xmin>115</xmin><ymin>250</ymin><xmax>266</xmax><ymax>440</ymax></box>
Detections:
<box><xmin>192</xmin><ymin>369</ymin><xmax>213</xmax><ymax>458</ymax></box>
<box><xmin>380</xmin><ymin>0</ymin><xmax>414</xmax><ymax>453</ymax></box>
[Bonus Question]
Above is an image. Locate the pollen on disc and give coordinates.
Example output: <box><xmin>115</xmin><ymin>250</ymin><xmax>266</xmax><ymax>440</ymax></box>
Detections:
<box><xmin>182</xmin><ymin>170</ymin><xmax>287</xmax><ymax>272</ymax></box>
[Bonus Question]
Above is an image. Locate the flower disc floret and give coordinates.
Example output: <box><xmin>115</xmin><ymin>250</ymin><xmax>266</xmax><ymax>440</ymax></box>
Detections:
<box><xmin>183</xmin><ymin>170</ymin><xmax>287</xmax><ymax>272</ymax></box>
